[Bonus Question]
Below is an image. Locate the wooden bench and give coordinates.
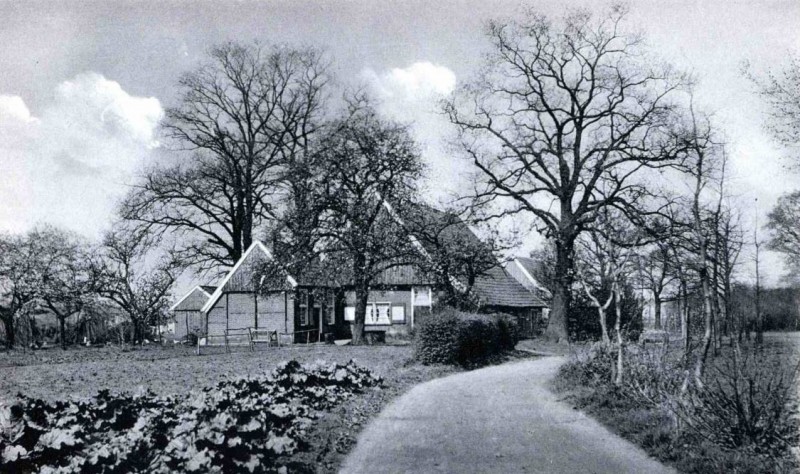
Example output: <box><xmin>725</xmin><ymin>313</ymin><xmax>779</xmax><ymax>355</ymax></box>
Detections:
<box><xmin>197</xmin><ymin>328</ymin><xmax>253</xmax><ymax>354</ymax></box>
<box><xmin>250</xmin><ymin>328</ymin><xmax>279</xmax><ymax>347</ymax></box>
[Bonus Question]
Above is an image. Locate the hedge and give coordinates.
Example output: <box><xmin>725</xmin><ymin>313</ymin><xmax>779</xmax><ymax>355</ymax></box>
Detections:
<box><xmin>414</xmin><ymin>308</ymin><xmax>521</xmax><ymax>365</ymax></box>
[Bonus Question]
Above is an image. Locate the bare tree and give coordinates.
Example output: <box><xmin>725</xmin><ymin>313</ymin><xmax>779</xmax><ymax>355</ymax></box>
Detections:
<box><xmin>753</xmin><ymin>201</ymin><xmax>764</xmax><ymax>345</ymax></box>
<box><xmin>766</xmin><ymin>191</ymin><xmax>800</xmax><ymax>281</ymax></box>
<box><xmin>312</xmin><ymin>103</ymin><xmax>424</xmax><ymax>344</ymax></box>
<box><xmin>672</xmin><ymin>105</ymin><xmax>726</xmax><ymax>389</ymax></box>
<box><xmin>37</xmin><ymin>229</ymin><xmax>101</xmax><ymax>349</ymax></box>
<box><xmin>576</xmin><ymin>230</ymin><xmax>628</xmax><ymax>344</ymax></box>
<box><xmin>406</xmin><ymin>205</ymin><xmax>512</xmax><ymax>311</ymax></box>
<box><xmin>746</xmin><ymin>55</ymin><xmax>800</xmax><ymax>158</ymax></box>
<box><xmin>0</xmin><ymin>227</ymin><xmax>73</xmax><ymax>349</ymax></box>
<box><xmin>121</xmin><ymin>42</ymin><xmax>330</xmax><ymax>272</ymax></box>
<box><xmin>636</xmin><ymin>241</ymin><xmax>679</xmax><ymax>331</ymax></box>
<box><xmin>714</xmin><ymin>207</ymin><xmax>743</xmax><ymax>344</ymax></box>
<box><xmin>575</xmin><ymin>208</ymin><xmax>642</xmax><ymax>385</ymax></box>
<box><xmin>445</xmin><ymin>6</ymin><xmax>686</xmax><ymax>343</ymax></box>
<box><xmin>99</xmin><ymin>226</ymin><xmax>183</xmax><ymax>345</ymax></box>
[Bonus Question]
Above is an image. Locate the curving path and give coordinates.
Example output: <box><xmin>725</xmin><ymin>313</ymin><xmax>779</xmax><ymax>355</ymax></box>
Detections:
<box><xmin>340</xmin><ymin>357</ymin><xmax>676</xmax><ymax>474</ymax></box>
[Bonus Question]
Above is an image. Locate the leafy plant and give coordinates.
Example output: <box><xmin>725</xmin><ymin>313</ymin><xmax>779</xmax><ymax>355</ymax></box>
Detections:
<box><xmin>0</xmin><ymin>360</ymin><xmax>382</xmax><ymax>473</ymax></box>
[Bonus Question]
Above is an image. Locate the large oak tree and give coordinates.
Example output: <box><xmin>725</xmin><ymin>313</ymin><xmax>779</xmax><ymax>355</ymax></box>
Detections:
<box><xmin>445</xmin><ymin>6</ymin><xmax>686</xmax><ymax>342</ymax></box>
<box><xmin>121</xmin><ymin>42</ymin><xmax>330</xmax><ymax>272</ymax></box>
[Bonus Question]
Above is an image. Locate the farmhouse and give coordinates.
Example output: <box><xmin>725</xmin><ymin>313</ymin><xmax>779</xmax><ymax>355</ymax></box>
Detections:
<box><xmin>175</xmin><ymin>206</ymin><xmax>549</xmax><ymax>344</ymax></box>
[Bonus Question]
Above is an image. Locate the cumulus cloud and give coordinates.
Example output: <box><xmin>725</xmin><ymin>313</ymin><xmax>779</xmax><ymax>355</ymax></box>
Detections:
<box><xmin>362</xmin><ymin>62</ymin><xmax>456</xmax><ymax>123</ymax></box>
<box><xmin>0</xmin><ymin>95</ymin><xmax>36</xmax><ymax>124</ymax></box>
<box><xmin>0</xmin><ymin>73</ymin><xmax>163</xmax><ymax>235</ymax></box>
<box><xmin>362</xmin><ymin>62</ymin><xmax>463</xmax><ymax>202</ymax></box>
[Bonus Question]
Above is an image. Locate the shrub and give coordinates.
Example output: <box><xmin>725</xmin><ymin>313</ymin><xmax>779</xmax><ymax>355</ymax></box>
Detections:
<box><xmin>414</xmin><ymin>309</ymin><xmax>461</xmax><ymax>365</ymax></box>
<box><xmin>674</xmin><ymin>353</ymin><xmax>800</xmax><ymax>457</ymax></box>
<box><xmin>555</xmin><ymin>342</ymin><xmax>800</xmax><ymax>473</ymax></box>
<box><xmin>414</xmin><ymin>308</ymin><xmax>516</xmax><ymax>365</ymax></box>
<box><xmin>0</xmin><ymin>360</ymin><xmax>382</xmax><ymax>473</ymax></box>
<box><xmin>555</xmin><ymin>342</ymin><xmax>617</xmax><ymax>389</ymax></box>
<box><xmin>493</xmin><ymin>313</ymin><xmax>521</xmax><ymax>351</ymax></box>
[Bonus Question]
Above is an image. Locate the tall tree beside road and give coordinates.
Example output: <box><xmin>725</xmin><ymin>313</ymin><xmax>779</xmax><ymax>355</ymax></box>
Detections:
<box><xmin>445</xmin><ymin>6</ymin><xmax>687</xmax><ymax>342</ymax></box>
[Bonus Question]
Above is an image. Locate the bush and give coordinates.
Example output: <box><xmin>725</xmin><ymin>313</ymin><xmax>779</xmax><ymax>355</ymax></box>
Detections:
<box><xmin>555</xmin><ymin>343</ymin><xmax>800</xmax><ymax>473</ymax></box>
<box><xmin>555</xmin><ymin>343</ymin><xmax>617</xmax><ymax>389</ymax></box>
<box><xmin>414</xmin><ymin>308</ymin><xmax>517</xmax><ymax>366</ymax></box>
<box><xmin>674</xmin><ymin>353</ymin><xmax>800</xmax><ymax>457</ymax></box>
<box><xmin>494</xmin><ymin>313</ymin><xmax>521</xmax><ymax>351</ymax></box>
<box><xmin>0</xmin><ymin>360</ymin><xmax>382</xmax><ymax>473</ymax></box>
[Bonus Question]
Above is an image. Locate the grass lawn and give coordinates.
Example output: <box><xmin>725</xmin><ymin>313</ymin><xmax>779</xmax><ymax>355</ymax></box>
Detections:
<box><xmin>0</xmin><ymin>341</ymin><xmax>535</xmax><ymax>472</ymax></box>
<box><xmin>0</xmin><ymin>343</ymin><xmax>425</xmax><ymax>403</ymax></box>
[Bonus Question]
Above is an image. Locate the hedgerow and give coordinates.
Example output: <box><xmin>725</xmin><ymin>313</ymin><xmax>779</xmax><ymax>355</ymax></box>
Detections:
<box><xmin>414</xmin><ymin>308</ymin><xmax>521</xmax><ymax>365</ymax></box>
<box><xmin>0</xmin><ymin>360</ymin><xmax>382</xmax><ymax>473</ymax></box>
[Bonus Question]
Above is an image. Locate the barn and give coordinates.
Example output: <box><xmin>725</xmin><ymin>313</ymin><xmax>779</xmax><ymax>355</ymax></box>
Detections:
<box><xmin>170</xmin><ymin>285</ymin><xmax>215</xmax><ymax>341</ymax></box>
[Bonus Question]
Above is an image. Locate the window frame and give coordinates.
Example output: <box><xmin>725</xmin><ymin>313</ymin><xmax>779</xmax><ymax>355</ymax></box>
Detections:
<box><xmin>299</xmin><ymin>291</ymin><xmax>309</xmax><ymax>326</ymax></box>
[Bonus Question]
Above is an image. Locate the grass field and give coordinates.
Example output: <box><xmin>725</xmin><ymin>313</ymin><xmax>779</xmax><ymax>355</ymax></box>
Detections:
<box><xmin>0</xmin><ymin>343</ymin><xmax>432</xmax><ymax>403</ymax></box>
<box><xmin>0</xmin><ymin>342</ymin><xmax>534</xmax><ymax>472</ymax></box>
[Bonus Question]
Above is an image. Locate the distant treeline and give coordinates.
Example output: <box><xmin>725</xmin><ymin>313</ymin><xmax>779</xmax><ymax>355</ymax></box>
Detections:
<box><xmin>731</xmin><ymin>284</ymin><xmax>799</xmax><ymax>332</ymax></box>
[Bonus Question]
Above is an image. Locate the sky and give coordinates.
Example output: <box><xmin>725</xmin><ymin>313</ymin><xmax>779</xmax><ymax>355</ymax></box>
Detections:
<box><xmin>0</xmin><ymin>0</ymin><xmax>798</xmax><ymax>287</ymax></box>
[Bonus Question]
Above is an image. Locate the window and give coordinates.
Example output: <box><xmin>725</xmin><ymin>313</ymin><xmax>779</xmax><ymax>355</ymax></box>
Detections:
<box><xmin>299</xmin><ymin>291</ymin><xmax>309</xmax><ymax>326</ymax></box>
<box><xmin>344</xmin><ymin>306</ymin><xmax>355</xmax><ymax>321</ymax></box>
<box><xmin>413</xmin><ymin>286</ymin><xmax>432</xmax><ymax>307</ymax></box>
<box><xmin>327</xmin><ymin>297</ymin><xmax>336</xmax><ymax>325</ymax></box>
<box><xmin>375</xmin><ymin>304</ymin><xmax>391</xmax><ymax>325</ymax></box>
<box><xmin>391</xmin><ymin>304</ymin><xmax>406</xmax><ymax>323</ymax></box>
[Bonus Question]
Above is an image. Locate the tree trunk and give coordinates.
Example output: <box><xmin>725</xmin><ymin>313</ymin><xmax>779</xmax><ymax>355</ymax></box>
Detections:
<box><xmin>59</xmin><ymin>316</ymin><xmax>67</xmax><ymax>350</ymax></box>
<box><xmin>2</xmin><ymin>314</ymin><xmax>14</xmax><ymax>349</ymax></box>
<box><xmin>680</xmin><ymin>279</ymin><xmax>690</xmax><ymax>356</ymax></box>
<box><xmin>545</xmin><ymin>239</ymin><xmax>573</xmax><ymax>344</ymax></box>
<box><xmin>352</xmin><ymin>285</ymin><xmax>368</xmax><ymax>345</ymax></box>
<box><xmin>132</xmin><ymin>319</ymin><xmax>141</xmax><ymax>345</ymax></box>
<box><xmin>654</xmin><ymin>293</ymin><xmax>662</xmax><ymax>330</ymax></box>
<box><xmin>597</xmin><ymin>306</ymin><xmax>610</xmax><ymax>345</ymax></box>
<box><xmin>614</xmin><ymin>283</ymin><xmax>624</xmax><ymax>386</ymax></box>
<box><xmin>693</xmin><ymin>264</ymin><xmax>714</xmax><ymax>386</ymax></box>
<box><xmin>755</xmin><ymin>260</ymin><xmax>763</xmax><ymax>345</ymax></box>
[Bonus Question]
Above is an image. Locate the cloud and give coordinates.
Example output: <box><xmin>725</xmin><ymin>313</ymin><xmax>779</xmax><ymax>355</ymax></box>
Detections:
<box><xmin>362</xmin><ymin>62</ymin><xmax>456</xmax><ymax>122</ymax></box>
<box><xmin>362</xmin><ymin>62</ymin><xmax>464</xmax><ymax>203</ymax></box>
<box><xmin>0</xmin><ymin>73</ymin><xmax>163</xmax><ymax>236</ymax></box>
<box><xmin>0</xmin><ymin>95</ymin><xmax>36</xmax><ymax>124</ymax></box>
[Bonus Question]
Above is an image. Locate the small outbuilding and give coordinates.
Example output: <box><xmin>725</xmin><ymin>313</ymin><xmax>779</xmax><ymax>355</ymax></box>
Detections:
<box><xmin>170</xmin><ymin>285</ymin><xmax>216</xmax><ymax>341</ymax></box>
